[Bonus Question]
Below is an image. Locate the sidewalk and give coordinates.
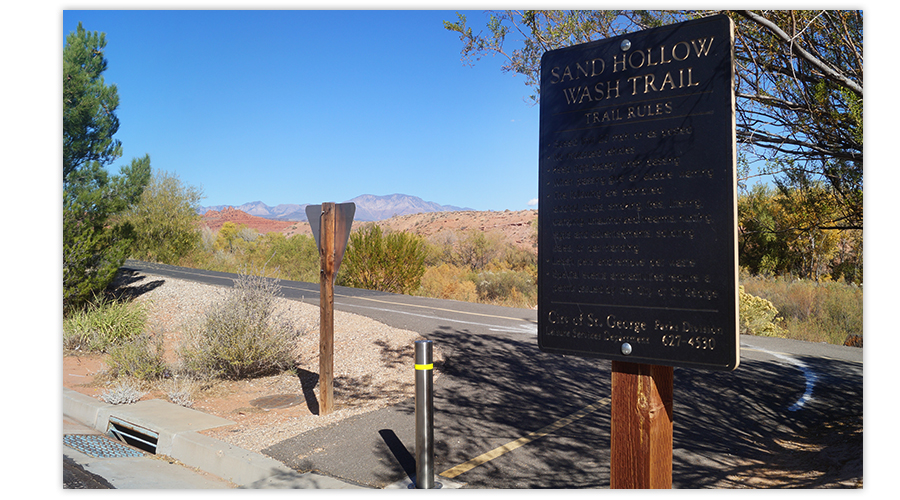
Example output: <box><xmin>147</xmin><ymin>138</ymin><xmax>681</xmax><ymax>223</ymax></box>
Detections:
<box><xmin>62</xmin><ymin>387</ymin><xmax>367</xmax><ymax>489</ymax></box>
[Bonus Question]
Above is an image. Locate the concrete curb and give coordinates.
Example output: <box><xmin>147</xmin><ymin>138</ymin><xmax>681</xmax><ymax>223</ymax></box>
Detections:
<box><xmin>63</xmin><ymin>388</ymin><xmax>366</xmax><ymax>489</ymax></box>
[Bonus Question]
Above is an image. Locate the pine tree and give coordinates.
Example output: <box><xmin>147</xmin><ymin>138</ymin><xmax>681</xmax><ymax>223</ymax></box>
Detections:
<box><xmin>63</xmin><ymin>22</ymin><xmax>151</xmax><ymax>313</ymax></box>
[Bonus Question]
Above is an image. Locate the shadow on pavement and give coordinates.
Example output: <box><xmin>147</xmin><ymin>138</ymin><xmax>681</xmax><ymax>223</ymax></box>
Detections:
<box><xmin>379</xmin><ymin>429</ymin><xmax>416</xmax><ymax>484</ymax></box>
<box><xmin>263</xmin><ymin>324</ymin><xmax>862</xmax><ymax>489</ymax></box>
<box><xmin>108</xmin><ymin>269</ymin><xmax>166</xmax><ymax>301</ymax></box>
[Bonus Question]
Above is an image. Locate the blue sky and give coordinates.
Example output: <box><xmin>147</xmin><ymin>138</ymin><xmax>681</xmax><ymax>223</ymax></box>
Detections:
<box><xmin>62</xmin><ymin>9</ymin><xmax>542</xmax><ymax>211</ymax></box>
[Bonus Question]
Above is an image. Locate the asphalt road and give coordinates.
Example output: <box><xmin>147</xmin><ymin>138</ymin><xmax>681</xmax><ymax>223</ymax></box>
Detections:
<box><xmin>120</xmin><ymin>260</ymin><xmax>863</xmax><ymax>488</ymax></box>
<box><xmin>64</xmin><ymin>456</ymin><xmax>115</xmax><ymax>489</ymax></box>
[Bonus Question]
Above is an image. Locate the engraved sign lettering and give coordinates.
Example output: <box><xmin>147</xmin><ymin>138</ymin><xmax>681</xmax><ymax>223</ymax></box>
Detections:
<box><xmin>537</xmin><ymin>15</ymin><xmax>739</xmax><ymax>370</ymax></box>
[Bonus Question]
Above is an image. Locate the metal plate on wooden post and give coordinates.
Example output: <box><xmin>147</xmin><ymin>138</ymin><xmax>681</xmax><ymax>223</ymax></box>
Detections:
<box><xmin>307</xmin><ymin>202</ymin><xmax>356</xmax><ymax>278</ymax></box>
<box><xmin>537</xmin><ymin>15</ymin><xmax>739</xmax><ymax>371</ymax></box>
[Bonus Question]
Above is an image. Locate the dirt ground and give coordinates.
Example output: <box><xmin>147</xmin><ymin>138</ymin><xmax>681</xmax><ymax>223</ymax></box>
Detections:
<box><xmin>63</xmin><ymin>353</ymin><xmax>332</xmax><ymax>444</ymax></box>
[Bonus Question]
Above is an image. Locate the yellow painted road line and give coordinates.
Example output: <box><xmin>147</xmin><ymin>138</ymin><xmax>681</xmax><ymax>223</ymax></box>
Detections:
<box><xmin>440</xmin><ymin>398</ymin><xmax>610</xmax><ymax>479</ymax></box>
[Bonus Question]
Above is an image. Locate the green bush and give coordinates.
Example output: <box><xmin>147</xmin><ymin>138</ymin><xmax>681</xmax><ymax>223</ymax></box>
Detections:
<box><xmin>63</xmin><ymin>297</ymin><xmax>147</xmax><ymax>352</ymax></box>
<box><xmin>179</xmin><ymin>273</ymin><xmax>301</xmax><ymax>379</ymax></box>
<box><xmin>455</xmin><ymin>230</ymin><xmax>504</xmax><ymax>270</ymax></box>
<box><xmin>105</xmin><ymin>333</ymin><xmax>168</xmax><ymax>380</ymax></box>
<box><xmin>339</xmin><ymin>225</ymin><xmax>426</xmax><ymax>294</ymax></box>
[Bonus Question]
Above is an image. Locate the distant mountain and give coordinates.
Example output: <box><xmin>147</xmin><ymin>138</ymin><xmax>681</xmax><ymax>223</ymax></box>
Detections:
<box><xmin>199</xmin><ymin>201</ymin><xmax>309</xmax><ymax>221</ymax></box>
<box><xmin>199</xmin><ymin>194</ymin><xmax>473</xmax><ymax>222</ymax></box>
<box><xmin>349</xmin><ymin>194</ymin><xmax>472</xmax><ymax>221</ymax></box>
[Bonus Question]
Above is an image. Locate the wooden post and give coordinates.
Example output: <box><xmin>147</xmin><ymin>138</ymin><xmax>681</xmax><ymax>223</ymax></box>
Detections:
<box><xmin>318</xmin><ymin>202</ymin><xmax>335</xmax><ymax>415</ymax></box>
<box><xmin>610</xmin><ymin>361</ymin><xmax>673</xmax><ymax>489</ymax></box>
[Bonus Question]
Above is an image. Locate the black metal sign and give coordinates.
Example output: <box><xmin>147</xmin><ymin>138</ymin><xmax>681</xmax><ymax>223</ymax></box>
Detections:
<box><xmin>538</xmin><ymin>15</ymin><xmax>739</xmax><ymax>370</ymax></box>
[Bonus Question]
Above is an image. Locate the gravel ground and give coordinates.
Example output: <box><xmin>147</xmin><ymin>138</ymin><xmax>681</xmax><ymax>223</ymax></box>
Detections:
<box><xmin>111</xmin><ymin>270</ymin><xmax>440</xmax><ymax>453</ymax></box>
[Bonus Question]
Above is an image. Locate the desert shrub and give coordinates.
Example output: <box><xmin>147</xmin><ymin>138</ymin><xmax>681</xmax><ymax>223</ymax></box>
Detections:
<box><xmin>163</xmin><ymin>377</ymin><xmax>199</xmax><ymax>408</ymax></box>
<box><xmin>63</xmin><ymin>296</ymin><xmax>147</xmax><ymax>353</ymax></box>
<box><xmin>741</xmin><ymin>275</ymin><xmax>862</xmax><ymax>345</ymax></box>
<box><xmin>739</xmin><ymin>286</ymin><xmax>786</xmax><ymax>337</ymax></box>
<box><xmin>237</xmin><ymin>226</ymin><xmax>259</xmax><ymax>243</ymax></box>
<box><xmin>418</xmin><ymin>264</ymin><xmax>478</xmax><ymax>302</ymax></box>
<box><xmin>424</xmin><ymin>230</ymin><xmax>510</xmax><ymax>270</ymax></box>
<box><xmin>474</xmin><ymin>267</ymin><xmax>536</xmax><ymax>308</ymax></box>
<box><xmin>498</xmin><ymin>244</ymin><xmax>538</xmax><ymax>273</ymax></box>
<box><xmin>183</xmin><ymin>247</ymin><xmax>242</xmax><ymax>275</ymax></box>
<box><xmin>99</xmin><ymin>379</ymin><xmax>146</xmax><ymax>405</ymax></box>
<box><xmin>105</xmin><ymin>333</ymin><xmax>168</xmax><ymax>381</ymax></box>
<box><xmin>420</xmin><ymin>230</ymin><xmax>537</xmax><ymax>306</ymax></box>
<box><xmin>179</xmin><ymin>273</ymin><xmax>300</xmax><ymax>379</ymax></box>
<box><xmin>339</xmin><ymin>225</ymin><xmax>426</xmax><ymax>294</ymax></box>
<box><xmin>185</xmin><ymin>229</ymin><xmax>320</xmax><ymax>284</ymax></box>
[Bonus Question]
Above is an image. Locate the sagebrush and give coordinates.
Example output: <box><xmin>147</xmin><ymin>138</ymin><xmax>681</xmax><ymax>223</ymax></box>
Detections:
<box><xmin>99</xmin><ymin>378</ymin><xmax>146</xmax><ymax>405</ymax></box>
<box><xmin>179</xmin><ymin>273</ymin><xmax>302</xmax><ymax>379</ymax></box>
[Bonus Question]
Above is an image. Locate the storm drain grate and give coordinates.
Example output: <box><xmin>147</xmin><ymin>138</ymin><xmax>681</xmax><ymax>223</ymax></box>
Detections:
<box><xmin>107</xmin><ymin>416</ymin><xmax>159</xmax><ymax>454</ymax></box>
<box><xmin>64</xmin><ymin>434</ymin><xmax>145</xmax><ymax>458</ymax></box>
<box><xmin>250</xmin><ymin>394</ymin><xmax>303</xmax><ymax>410</ymax></box>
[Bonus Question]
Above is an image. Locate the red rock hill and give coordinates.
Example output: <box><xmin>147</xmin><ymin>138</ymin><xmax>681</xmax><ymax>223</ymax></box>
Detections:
<box><xmin>204</xmin><ymin>207</ymin><xmax>538</xmax><ymax>255</ymax></box>
<box><xmin>202</xmin><ymin>207</ymin><xmax>295</xmax><ymax>234</ymax></box>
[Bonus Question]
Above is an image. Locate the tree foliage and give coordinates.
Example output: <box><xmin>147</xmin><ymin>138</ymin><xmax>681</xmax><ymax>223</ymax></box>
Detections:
<box><xmin>731</xmin><ymin>10</ymin><xmax>862</xmax><ymax>232</ymax></box>
<box><xmin>63</xmin><ymin>22</ymin><xmax>151</xmax><ymax>312</ymax></box>
<box><xmin>444</xmin><ymin>10</ymin><xmax>863</xmax><ymax>233</ymax></box>
<box><xmin>738</xmin><ymin>183</ymin><xmax>861</xmax><ymax>282</ymax></box>
<box><xmin>123</xmin><ymin>170</ymin><xmax>204</xmax><ymax>265</ymax></box>
<box><xmin>63</xmin><ymin>23</ymin><xmax>122</xmax><ymax>181</ymax></box>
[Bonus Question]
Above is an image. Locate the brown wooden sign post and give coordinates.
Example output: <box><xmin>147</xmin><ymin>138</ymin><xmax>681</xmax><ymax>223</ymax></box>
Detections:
<box><xmin>307</xmin><ymin>202</ymin><xmax>355</xmax><ymax>416</ymax></box>
<box><xmin>318</xmin><ymin>202</ymin><xmax>336</xmax><ymax>415</ymax></box>
<box><xmin>610</xmin><ymin>362</ymin><xmax>673</xmax><ymax>488</ymax></box>
<box><xmin>537</xmin><ymin>15</ymin><xmax>737</xmax><ymax>489</ymax></box>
